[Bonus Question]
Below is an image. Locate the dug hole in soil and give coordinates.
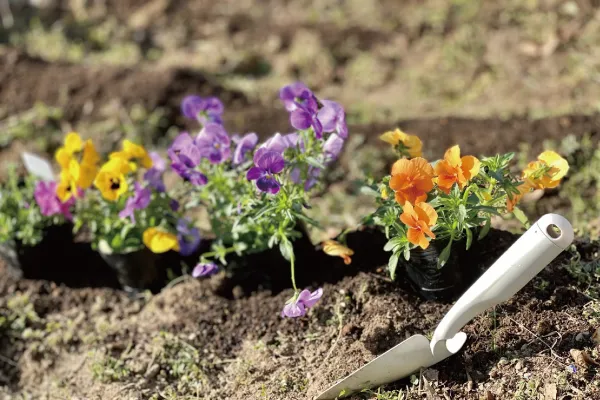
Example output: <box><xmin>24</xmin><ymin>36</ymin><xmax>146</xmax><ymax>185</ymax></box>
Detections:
<box><xmin>1</xmin><ymin>223</ymin><xmax>598</xmax><ymax>399</ymax></box>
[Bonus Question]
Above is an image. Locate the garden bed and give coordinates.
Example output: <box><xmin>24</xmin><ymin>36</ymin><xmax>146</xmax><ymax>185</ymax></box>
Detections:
<box><xmin>1</xmin><ymin>229</ymin><xmax>599</xmax><ymax>399</ymax></box>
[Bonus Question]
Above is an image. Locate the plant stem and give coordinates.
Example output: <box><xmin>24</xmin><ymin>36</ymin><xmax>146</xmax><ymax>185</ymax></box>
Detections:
<box><xmin>290</xmin><ymin>252</ymin><xmax>297</xmax><ymax>291</ymax></box>
<box><xmin>201</xmin><ymin>246</ymin><xmax>237</xmax><ymax>259</ymax></box>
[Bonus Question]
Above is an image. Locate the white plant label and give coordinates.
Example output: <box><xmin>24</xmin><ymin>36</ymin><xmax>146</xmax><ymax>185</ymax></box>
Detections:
<box><xmin>22</xmin><ymin>152</ymin><xmax>55</xmax><ymax>181</ymax></box>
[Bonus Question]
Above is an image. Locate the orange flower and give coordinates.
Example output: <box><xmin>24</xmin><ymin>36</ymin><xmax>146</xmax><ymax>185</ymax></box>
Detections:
<box><xmin>400</xmin><ymin>202</ymin><xmax>437</xmax><ymax>249</ymax></box>
<box><xmin>506</xmin><ymin>183</ymin><xmax>532</xmax><ymax>212</ymax></box>
<box><xmin>322</xmin><ymin>240</ymin><xmax>354</xmax><ymax>265</ymax></box>
<box><xmin>522</xmin><ymin>150</ymin><xmax>568</xmax><ymax>190</ymax></box>
<box><xmin>434</xmin><ymin>145</ymin><xmax>481</xmax><ymax>194</ymax></box>
<box><xmin>389</xmin><ymin>157</ymin><xmax>435</xmax><ymax>205</ymax></box>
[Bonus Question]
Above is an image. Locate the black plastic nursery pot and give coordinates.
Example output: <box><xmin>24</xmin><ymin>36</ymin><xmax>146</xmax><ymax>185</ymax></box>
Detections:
<box><xmin>0</xmin><ymin>223</ymin><xmax>122</xmax><ymax>288</ymax></box>
<box><xmin>398</xmin><ymin>228</ymin><xmax>518</xmax><ymax>301</ymax></box>
<box><xmin>0</xmin><ymin>224</ymin><xmax>74</xmax><ymax>279</ymax></box>
<box><xmin>98</xmin><ymin>247</ymin><xmax>186</xmax><ymax>293</ymax></box>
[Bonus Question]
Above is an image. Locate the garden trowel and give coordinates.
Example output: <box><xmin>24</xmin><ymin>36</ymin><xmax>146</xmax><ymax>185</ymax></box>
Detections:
<box><xmin>316</xmin><ymin>214</ymin><xmax>574</xmax><ymax>399</ymax></box>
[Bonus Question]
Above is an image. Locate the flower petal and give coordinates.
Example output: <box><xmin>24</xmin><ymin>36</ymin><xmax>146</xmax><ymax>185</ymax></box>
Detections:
<box><xmin>246</xmin><ymin>166</ymin><xmax>263</xmax><ymax>181</ymax></box>
<box><xmin>256</xmin><ymin>150</ymin><xmax>285</xmax><ymax>174</ymax></box>
<box><xmin>181</xmin><ymin>95</ymin><xmax>204</xmax><ymax>119</ymax></box>
<box><xmin>460</xmin><ymin>155</ymin><xmax>481</xmax><ymax>180</ymax></box>
<box><xmin>303</xmin><ymin>288</ymin><xmax>323</xmax><ymax>308</ymax></box>
<box><xmin>256</xmin><ymin>176</ymin><xmax>280</xmax><ymax>194</ymax></box>
<box><xmin>444</xmin><ymin>145</ymin><xmax>461</xmax><ymax>167</ymax></box>
<box><xmin>290</xmin><ymin>109</ymin><xmax>312</xmax><ymax>130</ymax></box>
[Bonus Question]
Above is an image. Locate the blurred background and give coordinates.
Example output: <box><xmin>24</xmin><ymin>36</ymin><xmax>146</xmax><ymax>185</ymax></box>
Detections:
<box><xmin>2</xmin><ymin>0</ymin><xmax>600</xmax><ymax>148</ymax></box>
<box><xmin>1</xmin><ymin>0</ymin><xmax>600</xmax><ymax>234</ymax></box>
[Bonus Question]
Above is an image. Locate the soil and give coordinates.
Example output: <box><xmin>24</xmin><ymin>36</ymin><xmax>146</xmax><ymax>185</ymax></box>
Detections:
<box><xmin>3</xmin><ymin>1</ymin><xmax>600</xmax><ymax>398</ymax></box>
<box><xmin>2</xmin><ymin>47</ymin><xmax>600</xmax><ymax>158</ymax></box>
<box><xmin>1</xmin><ymin>227</ymin><xmax>599</xmax><ymax>399</ymax></box>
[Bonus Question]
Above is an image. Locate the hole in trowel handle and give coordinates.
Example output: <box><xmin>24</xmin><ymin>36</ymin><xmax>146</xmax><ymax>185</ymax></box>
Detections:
<box><xmin>547</xmin><ymin>224</ymin><xmax>562</xmax><ymax>239</ymax></box>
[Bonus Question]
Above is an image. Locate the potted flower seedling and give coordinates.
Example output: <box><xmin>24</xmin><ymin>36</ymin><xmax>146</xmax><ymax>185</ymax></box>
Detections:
<box><xmin>50</xmin><ymin>133</ymin><xmax>200</xmax><ymax>292</ymax></box>
<box><xmin>362</xmin><ymin>128</ymin><xmax>569</xmax><ymax>300</ymax></box>
<box><xmin>168</xmin><ymin>83</ymin><xmax>349</xmax><ymax>316</ymax></box>
<box><xmin>0</xmin><ymin>164</ymin><xmax>75</xmax><ymax>278</ymax></box>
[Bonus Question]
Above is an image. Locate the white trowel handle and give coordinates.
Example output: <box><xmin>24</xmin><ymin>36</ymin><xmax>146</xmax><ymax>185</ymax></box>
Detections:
<box><xmin>430</xmin><ymin>214</ymin><xmax>573</xmax><ymax>353</ymax></box>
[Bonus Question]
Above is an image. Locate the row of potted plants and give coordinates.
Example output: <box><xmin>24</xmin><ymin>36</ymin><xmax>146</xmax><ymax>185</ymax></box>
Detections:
<box><xmin>0</xmin><ymin>82</ymin><xmax>569</xmax><ymax>316</ymax></box>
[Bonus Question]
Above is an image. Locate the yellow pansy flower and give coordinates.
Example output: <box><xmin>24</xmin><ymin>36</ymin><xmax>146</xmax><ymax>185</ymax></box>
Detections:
<box><xmin>110</xmin><ymin>140</ymin><xmax>153</xmax><ymax>171</ymax></box>
<box><xmin>143</xmin><ymin>227</ymin><xmax>180</xmax><ymax>253</ymax></box>
<box><xmin>93</xmin><ymin>158</ymin><xmax>129</xmax><ymax>201</ymax></box>
<box><xmin>123</xmin><ymin>140</ymin><xmax>153</xmax><ymax>168</ymax></box>
<box><xmin>522</xmin><ymin>151</ymin><xmax>569</xmax><ymax>190</ymax></box>
<box><xmin>64</xmin><ymin>132</ymin><xmax>83</xmax><ymax>154</ymax></box>
<box><xmin>56</xmin><ymin>169</ymin><xmax>78</xmax><ymax>202</ymax></box>
<box><xmin>54</xmin><ymin>132</ymin><xmax>100</xmax><ymax>195</ymax></box>
<box><xmin>380</xmin><ymin>128</ymin><xmax>423</xmax><ymax>158</ymax></box>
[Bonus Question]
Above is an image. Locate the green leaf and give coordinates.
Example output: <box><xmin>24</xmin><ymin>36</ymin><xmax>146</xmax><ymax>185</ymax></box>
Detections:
<box><xmin>478</xmin><ymin>218</ymin><xmax>491</xmax><ymax>240</ymax></box>
<box><xmin>388</xmin><ymin>252</ymin><xmax>400</xmax><ymax>280</ymax></box>
<box><xmin>512</xmin><ymin>206</ymin><xmax>530</xmax><ymax>228</ymax></box>
<box><xmin>294</xmin><ymin>212</ymin><xmax>321</xmax><ymax>228</ymax></box>
<box><xmin>465</xmin><ymin>227</ymin><xmax>473</xmax><ymax>250</ymax></box>
<box><xmin>110</xmin><ymin>234</ymin><xmax>123</xmax><ymax>250</ymax></box>
<box><xmin>305</xmin><ymin>157</ymin><xmax>327</xmax><ymax>169</ymax></box>
<box><xmin>279</xmin><ymin>240</ymin><xmax>294</xmax><ymax>262</ymax></box>
<box><xmin>267</xmin><ymin>234</ymin><xmax>277</xmax><ymax>248</ymax></box>
<box><xmin>383</xmin><ymin>237</ymin><xmax>403</xmax><ymax>252</ymax></box>
<box><xmin>403</xmin><ymin>245</ymin><xmax>411</xmax><ymax>261</ymax></box>
<box><xmin>457</xmin><ymin>204</ymin><xmax>467</xmax><ymax>225</ymax></box>
<box><xmin>438</xmin><ymin>238</ymin><xmax>453</xmax><ymax>268</ymax></box>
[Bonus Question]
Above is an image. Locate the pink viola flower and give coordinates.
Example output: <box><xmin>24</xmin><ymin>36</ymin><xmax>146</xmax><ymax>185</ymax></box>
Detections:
<box><xmin>34</xmin><ymin>181</ymin><xmax>75</xmax><ymax>220</ymax></box>
<box><xmin>281</xmin><ymin>288</ymin><xmax>323</xmax><ymax>318</ymax></box>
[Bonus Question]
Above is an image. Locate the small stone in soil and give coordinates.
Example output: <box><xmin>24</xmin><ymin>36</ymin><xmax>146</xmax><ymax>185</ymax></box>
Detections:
<box><xmin>515</xmin><ymin>360</ymin><xmax>524</xmax><ymax>371</ymax></box>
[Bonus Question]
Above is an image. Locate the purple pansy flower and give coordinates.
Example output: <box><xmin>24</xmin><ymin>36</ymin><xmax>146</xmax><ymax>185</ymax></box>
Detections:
<box><xmin>144</xmin><ymin>152</ymin><xmax>166</xmax><ymax>192</ymax></box>
<box><xmin>233</xmin><ymin>132</ymin><xmax>258</xmax><ymax>165</ymax></box>
<box><xmin>195</xmin><ymin>123</ymin><xmax>231</xmax><ymax>164</ymax></box>
<box><xmin>192</xmin><ymin>262</ymin><xmax>219</xmax><ymax>278</ymax></box>
<box><xmin>34</xmin><ymin>181</ymin><xmax>75</xmax><ymax>220</ymax></box>
<box><xmin>246</xmin><ymin>148</ymin><xmax>285</xmax><ymax>194</ymax></box>
<box><xmin>118</xmin><ymin>182</ymin><xmax>151</xmax><ymax>223</ymax></box>
<box><xmin>170</xmin><ymin>199</ymin><xmax>180</xmax><ymax>211</ymax></box>
<box><xmin>260</xmin><ymin>133</ymin><xmax>300</xmax><ymax>154</ymax></box>
<box><xmin>181</xmin><ymin>95</ymin><xmax>224</xmax><ymax>125</ymax></box>
<box><xmin>279</xmin><ymin>82</ymin><xmax>312</xmax><ymax>112</ymax></box>
<box><xmin>281</xmin><ymin>288</ymin><xmax>323</xmax><ymax>318</ymax></box>
<box><xmin>280</xmin><ymin>82</ymin><xmax>323</xmax><ymax>138</ymax></box>
<box><xmin>318</xmin><ymin>100</ymin><xmax>348</xmax><ymax>139</ymax></box>
<box><xmin>169</xmin><ymin>133</ymin><xmax>207</xmax><ymax>185</ymax></box>
<box><xmin>323</xmin><ymin>133</ymin><xmax>345</xmax><ymax>164</ymax></box>
<box><xmin>291</xmin><ymin>100</ymin><xmax>323</xmax><ymax>139</ymax></box>
<box><xmin>176</xmin><ymin>219</ymin><xmax>201</xmax><ymax>257</ymax></box>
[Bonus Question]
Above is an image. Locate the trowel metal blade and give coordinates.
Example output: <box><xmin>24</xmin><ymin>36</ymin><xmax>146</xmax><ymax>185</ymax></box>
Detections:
<box><xmin>316</xmin><ymin>334</ymin><xmax>454</xmax><ymax>399</ymax></box>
